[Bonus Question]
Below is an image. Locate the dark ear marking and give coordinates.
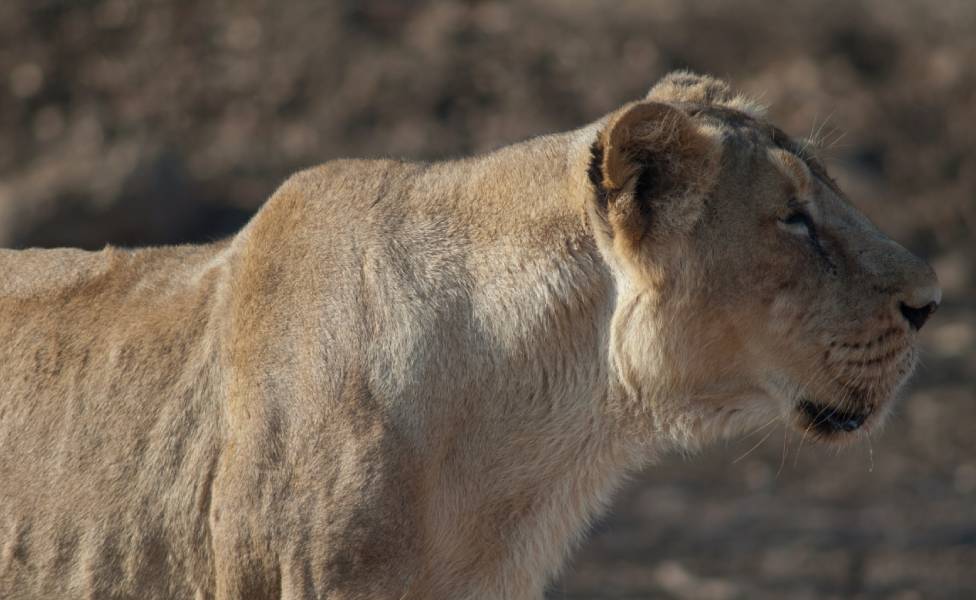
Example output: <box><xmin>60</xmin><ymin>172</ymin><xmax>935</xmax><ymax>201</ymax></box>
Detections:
<box><xmin>587</xmin><ymin>140</ymin><xmax>609</xmax><ymax>210</ymax></box>
<box><xmin>632</xmin><ymin>157</ymin><xmax>660</xmax><ymax>222</ymax></box>
<box><xmin>588</xmin><ymin>135</ymin><xmax>658</xmax><ymax>225</ymax></box>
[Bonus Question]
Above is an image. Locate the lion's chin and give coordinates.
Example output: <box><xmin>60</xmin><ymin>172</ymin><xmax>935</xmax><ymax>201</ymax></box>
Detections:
<box><xmin>795</xmin><ymin>398</ymin><xmax>875</xmax><ymax>438</ymax></box>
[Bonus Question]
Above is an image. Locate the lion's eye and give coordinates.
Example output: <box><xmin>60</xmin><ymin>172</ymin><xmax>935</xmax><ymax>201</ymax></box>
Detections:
<box><xmin>780</xmin><ymin>208</ymin><xmax>835</xmax><ymax>271</ymax></box>
<box><xmin>781</xmin><ymin>211</ymin><xmax>813</xmax><ymax>236</ymax></box>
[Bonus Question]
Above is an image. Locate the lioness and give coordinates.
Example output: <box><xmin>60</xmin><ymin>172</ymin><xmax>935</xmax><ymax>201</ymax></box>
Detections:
<box><xmin>0</xmin><ymin>72</ymin><xmax>940</xmax><ymax>599</ymax></box>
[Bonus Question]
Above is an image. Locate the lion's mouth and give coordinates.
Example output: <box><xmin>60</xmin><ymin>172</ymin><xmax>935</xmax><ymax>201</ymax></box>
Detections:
<box><xmin>797</xmin><ymin>399</ymin><xmax>873</xmax><ymax>434</ymax></box>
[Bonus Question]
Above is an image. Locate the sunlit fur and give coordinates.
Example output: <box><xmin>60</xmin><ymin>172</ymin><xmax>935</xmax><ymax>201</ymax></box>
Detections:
<box><xmin>0</xmin><ymin>72</ymin><xmax>938</xmax><ymax>599</ymax></box>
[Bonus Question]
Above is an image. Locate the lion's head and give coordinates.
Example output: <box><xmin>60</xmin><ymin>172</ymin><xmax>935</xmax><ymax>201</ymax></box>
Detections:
<box><xmin>587</xmin><ymin>71</ymin><xmax>940</xmax><ymax>445</ymax></box>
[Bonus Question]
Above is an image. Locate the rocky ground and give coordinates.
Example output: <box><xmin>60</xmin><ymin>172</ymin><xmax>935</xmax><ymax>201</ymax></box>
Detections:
<box><xmin>1</xmin><ymin>1</ymin><xmax>973</xmax><ymax>598</ymax></box>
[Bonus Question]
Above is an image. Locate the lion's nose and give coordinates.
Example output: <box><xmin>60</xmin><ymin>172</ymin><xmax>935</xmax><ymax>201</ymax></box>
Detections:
<box><xmin>898</xmin><ymin>284</ymin><xmax>941</xmax><ymax>331</ymax></box>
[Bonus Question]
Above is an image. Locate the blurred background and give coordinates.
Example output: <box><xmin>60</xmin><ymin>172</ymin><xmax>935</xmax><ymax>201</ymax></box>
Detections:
<box><xmin>1</xmin><ymin>0</ymin><xmax>973</xmax><ymax>598</ymax></box>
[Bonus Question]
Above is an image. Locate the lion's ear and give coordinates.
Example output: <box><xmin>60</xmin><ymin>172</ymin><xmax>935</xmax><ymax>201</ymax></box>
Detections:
<box><xmin>645</xmin><ymin>70</ymin><xmax>733</xmax><ymax>105</ymax></box>
<box><xmin>588</xmin><ymin>100</ymin><xmax>720</xmax><ymax>255</ymax></box>
<box><xmin>646</xmin><ymin>70</ymin><xmax>766</xmax><ymax>117</ymax></box>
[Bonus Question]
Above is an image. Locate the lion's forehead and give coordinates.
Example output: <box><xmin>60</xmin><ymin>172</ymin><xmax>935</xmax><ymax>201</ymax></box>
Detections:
<box><xmin>687</xmin><ymin>106</ymin><xmax>853</xmax><ymax>219</ymax></box>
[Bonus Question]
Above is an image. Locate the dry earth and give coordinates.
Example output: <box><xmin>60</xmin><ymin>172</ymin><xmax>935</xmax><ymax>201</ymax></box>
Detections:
<box><xmin>1</xmin><ymin>1</ymin><xmax>973</xmax><ymax>598</ymax></box>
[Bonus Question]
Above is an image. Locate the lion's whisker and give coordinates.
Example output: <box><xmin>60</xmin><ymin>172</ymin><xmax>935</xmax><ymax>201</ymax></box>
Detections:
<box><xmin>732</xmin><ymin>427</ymin><xmax>776</xmax><ymax>464</ymax></box>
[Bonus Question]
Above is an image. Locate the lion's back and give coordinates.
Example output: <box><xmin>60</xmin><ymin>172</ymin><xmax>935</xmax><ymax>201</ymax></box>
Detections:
<box><xmin>0</xmin><ymin>243</ymin><xmax>229</xmax><ymax>598</ymax></box>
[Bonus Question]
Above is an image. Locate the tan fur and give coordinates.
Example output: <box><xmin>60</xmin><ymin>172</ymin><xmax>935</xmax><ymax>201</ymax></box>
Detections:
<box><xmin>0</xmin><ymin>72</ymin><xmax>939</xmax><ymax>599</ymax></box>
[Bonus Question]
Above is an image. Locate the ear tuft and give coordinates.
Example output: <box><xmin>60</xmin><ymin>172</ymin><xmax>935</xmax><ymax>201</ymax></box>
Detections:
<box><xmin>646</xmin><ymin>70</ymin><xmax>766</xmax><ymax>118</ymax></box>
<box><xmin>646</xmin><ymin>70</ymin><xmax>733</xmax><ymax>105</ymax></box>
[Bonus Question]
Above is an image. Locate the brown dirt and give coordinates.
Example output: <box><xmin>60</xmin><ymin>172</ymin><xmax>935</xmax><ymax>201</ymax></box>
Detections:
<box><xmin>1</xmin><ymin>1</ymin><xmax>973</xmax><ymax>598</ymax></box>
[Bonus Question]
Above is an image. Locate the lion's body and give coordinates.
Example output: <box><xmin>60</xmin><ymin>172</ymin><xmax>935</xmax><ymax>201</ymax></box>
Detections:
<box><xmin>0</xmin><ymin>72</ymin><xmax>940</xmax><ymax>599</ymax></box>
<box><xmin>1</xmin><ymin>131</ymin><xmax>639</xmax><ymax>599</ymax></box>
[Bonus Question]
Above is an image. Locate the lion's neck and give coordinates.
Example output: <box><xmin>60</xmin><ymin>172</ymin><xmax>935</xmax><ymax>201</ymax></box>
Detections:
<box><xmin>409</xmin><ymin>127</ymin><xmax>654</xmax><ymax>596</ymax></box>
<box><xmin>422</xmin><ymin>263</ymin><xmax>639</xmax><ymax>597</ymax></box>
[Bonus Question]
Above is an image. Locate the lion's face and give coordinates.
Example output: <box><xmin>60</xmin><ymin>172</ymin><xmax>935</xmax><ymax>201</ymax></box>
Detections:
<box><xmin>694</xmin><ymin>111</ymin><xmax>940</xmax><ymax>441</ymax></box>
<box><xmin>588</xmin><ymin>72</ymin><xmax>940</xmax><ymax>444</ymax></box>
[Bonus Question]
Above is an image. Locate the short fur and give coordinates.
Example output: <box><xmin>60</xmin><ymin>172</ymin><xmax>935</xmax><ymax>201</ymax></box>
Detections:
<box><xmin>0</xmin><ymin>71</ymin><xmax>939</xmax><ymax>599</ymax></box>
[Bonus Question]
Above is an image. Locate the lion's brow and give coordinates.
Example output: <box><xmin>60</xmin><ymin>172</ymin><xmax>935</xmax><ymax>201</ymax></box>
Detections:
<box><xmin>683</xmin><ymin>102</ymin><xmax>843</xmax><ymax>196</ymax></box>
<box><xmin>769</xmin><ymin>125</ymin><xmax>844</xmax><ymax>195</ymax></box>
